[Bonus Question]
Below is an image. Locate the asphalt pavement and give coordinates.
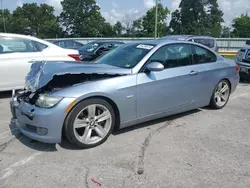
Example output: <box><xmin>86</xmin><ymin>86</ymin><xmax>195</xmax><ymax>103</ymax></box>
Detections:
<box><xmin>0</xmin><ymin>83</ymin><xmax>250</xmax><ymax>188</ymax></box>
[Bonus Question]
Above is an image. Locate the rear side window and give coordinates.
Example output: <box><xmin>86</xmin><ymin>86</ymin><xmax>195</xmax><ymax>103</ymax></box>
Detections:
<box><xmin>33</xmin><ymin>41</ymin><xmax>48</xmax><ymax>51</ymax></box>
<box><xmin>193</xmin><ymin>38</ymin><xmax>215</xmax><ymax>48</ymax></box>
<box><xmin>193</xmin><ymin>45</ymin><xmax>217</xmax><ymax>64</ymax></box>
<box><xmin>0</xmin><ymin>36</ymin><xmax>38</xmax><ymax>54</ymax></box>
<box><xmin>55</xmin><ymin>41</ymin><xmax>66</xmax><ymax>48</ymax></box>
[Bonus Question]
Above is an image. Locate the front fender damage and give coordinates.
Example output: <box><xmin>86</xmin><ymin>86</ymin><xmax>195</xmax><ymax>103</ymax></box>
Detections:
<box><xmin>21</xmin><ymin>61</ymin><xmax>128</xmax><ymax>104</ymax></box>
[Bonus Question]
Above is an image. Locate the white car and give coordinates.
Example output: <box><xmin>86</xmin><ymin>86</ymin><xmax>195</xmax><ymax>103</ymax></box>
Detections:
<box><xmin>0</xmin><ymin>33</ymin><xmax>80</xmax><ymax>91</ymax></box>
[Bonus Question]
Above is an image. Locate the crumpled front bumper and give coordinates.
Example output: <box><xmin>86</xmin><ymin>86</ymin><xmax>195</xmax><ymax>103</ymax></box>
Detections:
<box><xmin>10</xmin><ymin>90</ymin><xmax>76</xmax><ymax>144</ymax></box>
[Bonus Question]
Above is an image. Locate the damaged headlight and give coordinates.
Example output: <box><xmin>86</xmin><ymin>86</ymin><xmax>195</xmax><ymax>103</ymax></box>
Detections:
<box><xmin>35</xmin><ymin>95</ymin><xmax>63</xmax><ymax>108</ymax></box>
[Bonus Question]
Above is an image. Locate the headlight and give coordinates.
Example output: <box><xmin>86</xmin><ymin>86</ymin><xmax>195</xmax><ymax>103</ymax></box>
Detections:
<box><xmin>35</xmin><ymin>95</ymin><xmax>63</xmax><ymax>108</ymax></box>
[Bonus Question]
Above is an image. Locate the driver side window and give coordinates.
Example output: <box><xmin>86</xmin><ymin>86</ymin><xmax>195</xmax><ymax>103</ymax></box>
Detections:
<box><xmin>148</xmin><ymin>44</ymin><xmax>193</xmax><ymax>69</ymax></box>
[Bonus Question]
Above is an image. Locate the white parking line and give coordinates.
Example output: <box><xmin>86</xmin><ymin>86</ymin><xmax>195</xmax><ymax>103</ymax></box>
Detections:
<box><xmin>0</xmin><ymin>151</ymin><xmax>46</xmax><ymax>181</ymax></box>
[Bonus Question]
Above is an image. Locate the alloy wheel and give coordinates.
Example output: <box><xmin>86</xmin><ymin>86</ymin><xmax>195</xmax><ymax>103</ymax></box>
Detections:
<box><xmin>214</xmin><ymin>81</ymin><xmax>230</xmax><ymax>107</ymax></box>
<box><xmin>73</xmin><ymin>104</ymin><xmax>112</xmax><ymax>145</ymax></box>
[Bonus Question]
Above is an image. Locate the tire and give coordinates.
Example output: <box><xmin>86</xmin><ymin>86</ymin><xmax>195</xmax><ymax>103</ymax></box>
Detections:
<box><xmin>209</xmin><ymin>79</ymin><xmax>231</xmax><ymax>109</ymax></box>
<box><xmin>64</xmin><ymin>98</ymin><xmax>115</xmax><ymax>149</ymax></box>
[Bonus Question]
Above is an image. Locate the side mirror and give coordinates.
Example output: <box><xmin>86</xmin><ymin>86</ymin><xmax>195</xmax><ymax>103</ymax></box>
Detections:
<box><xmin>146</xmin><ymin>62</ymin><xmax>164</xmax><ymax>72</ymax></box>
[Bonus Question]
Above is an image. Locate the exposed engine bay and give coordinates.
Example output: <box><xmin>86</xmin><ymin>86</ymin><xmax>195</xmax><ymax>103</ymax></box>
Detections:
<box><xmin>17</xmin><ymin>73</ymin><xmax>122</xmax><ymax>105</ymax></box>
<box><xmin>14</xmin><ymin>61</ymin><xmax>130</xmax><ymax>105</ymax></box>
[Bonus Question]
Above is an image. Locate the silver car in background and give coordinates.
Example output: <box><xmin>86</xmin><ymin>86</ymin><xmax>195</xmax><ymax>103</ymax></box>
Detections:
<box><xmin>159</xmin><ymin>35</ymin><xmax>219</xmax><ymax>52</ymax></box>
<box><xmin>10</xmin><ymin>40</ymin><xmax>239</xmax><ymax>148</ymax></box>
<box><xmin>235</xmin><ymin>46</ymin><xmax>250</xmax><ymax>81</ymax></box>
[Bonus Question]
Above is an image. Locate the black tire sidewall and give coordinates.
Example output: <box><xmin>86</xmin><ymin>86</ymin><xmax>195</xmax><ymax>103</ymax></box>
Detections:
<box><xmin>210</xmin><ymin>80</ymin><xmax>231</xmax><ymax>109</ymax></box>
<box><xmin>64</xmin><ymin>98</ymin><xmax>115</xmax><ymax>149</ymax></box>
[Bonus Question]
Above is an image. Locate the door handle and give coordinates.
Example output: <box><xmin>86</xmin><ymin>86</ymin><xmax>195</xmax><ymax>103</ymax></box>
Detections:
<box><xmin>189</xmin><ymin>70</ymin><xmax>198</xmax><ymax>76</ymax></box>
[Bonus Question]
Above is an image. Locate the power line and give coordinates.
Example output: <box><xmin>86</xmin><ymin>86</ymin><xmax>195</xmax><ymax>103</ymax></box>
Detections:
<box><xmin>1</xmin><ymin>0</ymin><xmax>6</xmax><ymax>32</ymax></box>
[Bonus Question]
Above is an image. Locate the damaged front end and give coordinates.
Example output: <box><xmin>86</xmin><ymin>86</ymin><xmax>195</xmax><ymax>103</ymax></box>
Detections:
<box><xmin>13</xmin><ymin>61</ymin><xmax>129</xmax><ymax>106</ymax></box>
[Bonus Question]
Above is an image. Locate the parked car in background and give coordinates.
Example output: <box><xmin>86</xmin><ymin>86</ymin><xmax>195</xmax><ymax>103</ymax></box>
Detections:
<box><xmin>0</xmin><ymin>33</ymin><xmax>80</xmax><ymax>91</ymax></box>
<box><xmin>48</xmin><ymin>39</ymin><xmax>84</xmax><ymax>50</ymax></box>
<box><xmin>159</xmin><ymin>35</ymin><xmax>219</xmax><ymax>52</ymax></box>
<box><xmin>10</xmin><ymin>40</ymin><xmax>239</xmax><ymax>148</ymax></box>
<box><xmin>78</xmin><ymin>40</ymin><xmax>124</xmax><ymax>61</ymax></box>
<box><xmin>235</xmin><ymin>46</ymin><xmax>250</xmax><ymax>80</ymax></box>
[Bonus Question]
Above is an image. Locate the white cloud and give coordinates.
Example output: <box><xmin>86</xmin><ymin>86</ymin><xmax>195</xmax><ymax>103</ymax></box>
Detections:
<box><xmin>102</xmin><ymin>8</ymin><xmax>143</xmax><ymax>25</ymax></box>
<box><xmin>218</xmin><ymin>0</ymin><xmax>250</xmax><ymax>26</ymax></box>
<box><xmin>102</xmin><ymin>2</ymin><xmax>144</xmax><ymax>25</ymax></box>
<box><xmin>102</xmin><ymin>8</ymin><xmax>123</xmax><ymax>25</ymax></box>
<box><xmin>144</xmin><ymin>0</ymin><xmax>155</xmax><ymax>9</ymax></box>
<box><xmin>171</xmin><ymin>0</ymin><xmax>181</xmax><ymax>10</ymax></box>
<box><xmin>16</xmin><ymin>0</ymin><xmax>23</xmax><ymax>7</ymax></box>
<box><xmin>112</xmin><ymin>1</ymin><xmax>119</xmax><ymax>9</ymax></box>
<box><xmin>45</xmin><ymin>0</ymin><xmax>63</xmax><ymax>13</ymax></box>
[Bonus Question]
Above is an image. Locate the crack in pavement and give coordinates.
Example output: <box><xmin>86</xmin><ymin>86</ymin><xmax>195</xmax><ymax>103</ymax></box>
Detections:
<box><xmin>84</xmin><ymin>167</ymin><xmax>90</xmax><ymax>188</ymax></box>
<box><xmin>137</xmin><ymin>120</ymin><xmax>173</xmax><ymax>175</ymax></box>
<box><xmin>0</xmin><ymin>133</ymin><xmax>22</xmax><ymax>153</ymax></box>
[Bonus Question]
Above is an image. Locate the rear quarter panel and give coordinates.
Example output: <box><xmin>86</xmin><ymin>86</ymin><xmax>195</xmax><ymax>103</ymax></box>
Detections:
<box><xmin>203</xmin><ymin>57</ymin><xmax>239</xmax><ymax>96</ymax></box>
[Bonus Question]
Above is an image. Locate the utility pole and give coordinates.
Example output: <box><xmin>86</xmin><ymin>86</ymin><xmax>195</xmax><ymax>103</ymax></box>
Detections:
<box><xmin>154</xmin><ymin>0</ymin><xmax>158</xmax><ymax>39</ymax></box>
<box><xmin>1</xmin><ymin>0</ymin><xmax>6</xmax><ymax>33</ymax></box>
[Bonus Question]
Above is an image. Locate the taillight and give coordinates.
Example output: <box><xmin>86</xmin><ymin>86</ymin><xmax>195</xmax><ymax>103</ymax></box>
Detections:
<box><xmin>235</xmin><ymin>65</ymin><xmax>239</xmax><ymax>71</ymax></box>
<box><xmin>68</xmin><ymin>54</ymin><xmax>81</xmax><ymax>61</ymax></box>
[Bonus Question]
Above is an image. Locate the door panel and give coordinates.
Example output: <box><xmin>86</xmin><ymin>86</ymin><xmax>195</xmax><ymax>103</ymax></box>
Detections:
<box><xmin>136</xmin><ymin>65</ymin><xmax>203</xmax><ymax>118</ymax></box>
<box><xmin>136</xmin><ymin>43</ymin><xmax>209</xmax><ymax>118</ymax></box>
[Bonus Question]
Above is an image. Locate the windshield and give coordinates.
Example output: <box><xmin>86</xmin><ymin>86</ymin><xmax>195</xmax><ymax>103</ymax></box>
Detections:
<box><xmin>95</xmin><ymin>43</ymin><xmax>155</xmax><ymax>68</ymax></box>
<box><xmin>79</xmin><ymin>42</ymin><xmax>101</xmax><ymax>52</ymax></box>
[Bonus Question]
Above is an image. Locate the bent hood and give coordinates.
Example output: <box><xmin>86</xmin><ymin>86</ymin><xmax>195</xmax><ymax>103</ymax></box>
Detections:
<box><xmin>25</xmin><ymin>61</ymin><xmax>131</xmax><ymax>92</ymax></box>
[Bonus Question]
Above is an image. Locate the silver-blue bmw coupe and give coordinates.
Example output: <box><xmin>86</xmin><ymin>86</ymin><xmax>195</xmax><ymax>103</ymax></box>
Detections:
<box><xmin>10</xmin><ymin>40</ymin><xmax>240</xmax><ymax>148</ymax></box>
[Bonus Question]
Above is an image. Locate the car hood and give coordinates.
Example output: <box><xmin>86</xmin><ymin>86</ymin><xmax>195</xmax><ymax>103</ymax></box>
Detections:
<box><xmin>25</xmin><ymin>61</ymin><xmax>131</xmax><ymax>92</ymax></box>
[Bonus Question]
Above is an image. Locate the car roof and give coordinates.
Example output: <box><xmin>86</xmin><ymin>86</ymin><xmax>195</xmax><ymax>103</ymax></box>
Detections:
<box><xmin>0</xmin><ymin>33</ymin><xmax>39</xmax><ymax>40</ymax></box>
<box><xmin>128</xmin><ymin>39</ymin><xmax>184</xmax><ymax>46</ymax></box>
<box><xmin>52</xmin><ymin>39</ymin><xmax>83</xmax><ymax>43</ymax></box>
<box><xmin>126</xmin><ymin>39</ymin><xmax>218</xmax><ymax>53</ymax></box>
<box><xmin>90</xmin><ymin>40</ymin><xmax>124</xmax><ymax>44</ymax></box>
<box><xmin>160</xmin><ymin>35</ymin><xmax>215</xmax><ymax>40</ymax></box>
<box><xmin>240</xmin><ymin>45</ymin><xmax>250</xmax><ymax>50</ymax></box>
<box><xmin>0</xmin><ymin>33</ymin><xmax>57</xmax><ymax>46</ymax></box>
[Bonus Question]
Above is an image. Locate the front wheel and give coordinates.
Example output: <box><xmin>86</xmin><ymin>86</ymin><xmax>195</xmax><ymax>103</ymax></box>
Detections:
<box><xmin>64</xmin><ymin>98</ymin><xmax>115</xmax><ymax>149</ymax></box>
<box><xmin>209</xmin><ymin>79</ymin><xmax>231</xmax><ymax>109</ymax></box>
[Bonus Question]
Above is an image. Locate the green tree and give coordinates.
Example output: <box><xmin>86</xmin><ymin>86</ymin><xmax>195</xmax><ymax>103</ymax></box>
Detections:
<box><xmin>133</xmin><ymin>3</ymin><xmax>170</xmax><ymax>37</ymax></box>
<box><xmin>0</xmin><ymin>9</ymin><xmax>12</xmax><ymax>33</ymax></box>
<box><xmin>206</xmin><ymin>0</ymin><xmax>224</xmax><ymax>37</ymax></box>
<box><xmin>10</xmin><ymin>3</ymin><xmax>60</xmax><ymax>38</ymax></box>
<box><xmin>132</xmin><ymin>18</ymin><xmax>143</xmax><ymax>37</ymax></box>
<box><xmin>170</xmin><ymin>0</ymin><xmax>208</xmax><ymax>35</ymax></box>
<box><xmin>101</xmin><ymin>22</ymin><xmax>115</xmax><ymax>37</ymax></box>
<box><xmin>122</xmin><ymin>14</ymin><xmax>133</xmax><ymax>36</ymax></box>
<box><xmin>232</xmin><ymin>14</ymin><xmax>250</xmax><ymax>38</ymax></box>
<box><xmin>60</xmin><ymin>0</ymin><xmax>109</xmax><ymax>37</ymax></box>
<box><xmin>113</xmin><ymin>21</ymin><xmax>123</xmax><ymax>36</ymax></box>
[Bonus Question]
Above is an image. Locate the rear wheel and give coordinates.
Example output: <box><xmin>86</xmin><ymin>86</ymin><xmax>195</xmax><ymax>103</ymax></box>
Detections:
<box><xmin>209</xmin><ymin>80</ymin><xmax>231</xmax><ymax>109</ymax></box>
<box><xmin>64</xmin><ymin>98</ymin><xmax>115</xmax><ymax>149</ymax></box>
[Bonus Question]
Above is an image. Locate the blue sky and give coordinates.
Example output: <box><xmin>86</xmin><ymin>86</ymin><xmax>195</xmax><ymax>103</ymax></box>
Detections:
<box><xmin>2</xmin><ymin>0</ymin><xmax>250</xmax><ymax>26</ymax></box>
